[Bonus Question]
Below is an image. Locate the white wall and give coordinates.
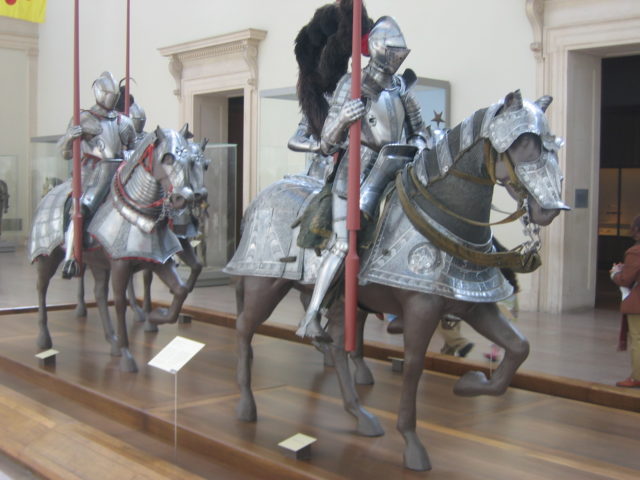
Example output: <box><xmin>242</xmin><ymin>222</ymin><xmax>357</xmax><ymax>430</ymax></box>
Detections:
<box><xmin>36</xmin><ymin>1</ymin><xmax>537</xmax><ymax>135</ymax></box>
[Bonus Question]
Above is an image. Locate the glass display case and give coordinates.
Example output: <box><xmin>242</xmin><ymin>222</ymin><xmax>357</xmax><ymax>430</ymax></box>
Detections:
<box><xmin>188</xmin><ymin>142</ymin><xmax>238</xmax><ymax>286</ymax></box>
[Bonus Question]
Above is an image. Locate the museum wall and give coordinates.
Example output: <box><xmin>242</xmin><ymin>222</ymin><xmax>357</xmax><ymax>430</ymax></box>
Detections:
<box><xmin>35</xmin><ymin>0</ymin><xmax>537</xmax><ymax>138</ymax></box>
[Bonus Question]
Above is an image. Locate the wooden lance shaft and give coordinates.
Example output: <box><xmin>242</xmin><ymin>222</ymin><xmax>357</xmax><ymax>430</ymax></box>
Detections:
<box><xmin>72</xmin><ymin>0</ymin><xmax>83</xmax><ymax>270</ymax></box>
<box><xmin>344</xmin><ymin>0</ymin><xmax>362</xmax><ymax>353</ymax></box>
<box><xmin>124</xmin><ymin>0</ymin><xmax>130</xmax><ymax>115</ymax></box>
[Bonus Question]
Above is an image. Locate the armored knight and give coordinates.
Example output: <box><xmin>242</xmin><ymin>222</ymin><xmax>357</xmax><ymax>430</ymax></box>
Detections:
<box><xmin>297</xmin><ymin>16</ymin><xmax>429</xmax><ymax>339</ymax></box>
<box><xmin>58</xmin><ymin>71</ymin><xmax>136</xmax><ymax>278</ymax></box>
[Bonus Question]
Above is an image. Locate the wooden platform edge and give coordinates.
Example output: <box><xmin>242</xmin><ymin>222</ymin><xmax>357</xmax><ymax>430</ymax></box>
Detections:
<box><xmin>0</xmin><ymin>383</ymin><xmax>204</xmax><ymax>480</ymax></box>
<box><xmin>0</xmin><ymin>352</ymin><xmax>330</xmax><ymax>480</ymax></box>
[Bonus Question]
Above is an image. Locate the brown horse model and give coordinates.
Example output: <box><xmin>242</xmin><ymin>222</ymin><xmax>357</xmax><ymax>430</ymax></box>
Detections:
<box><xmin>225</xmin><ymin>91</ymin><xmax>568</xmax><ymax>470</ymax></box>
<box><xmin>28</xmin><ymin>127</ymin><xmax>196</xmax><ymax>372</ymax></box>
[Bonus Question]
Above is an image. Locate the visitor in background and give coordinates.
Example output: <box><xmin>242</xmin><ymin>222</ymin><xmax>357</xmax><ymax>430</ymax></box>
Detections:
<box><xmin>610</xmin><ymin>214</ymin><xmax>640</xmax><ymax>388</ymax></box>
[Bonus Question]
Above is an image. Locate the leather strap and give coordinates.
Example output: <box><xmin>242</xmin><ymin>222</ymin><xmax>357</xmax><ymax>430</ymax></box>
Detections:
<box><xmin>395</xmin><ymin>172</ymin><xmax>541</xmax><ymax>273</ymax></box>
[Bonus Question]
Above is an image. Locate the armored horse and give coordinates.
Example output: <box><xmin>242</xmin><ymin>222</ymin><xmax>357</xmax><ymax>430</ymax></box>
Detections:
<box><xmin>28</xmin><ymin>127</ymin><xmax>195</xmax><ymax>372</ymax></box>
<box><xmin>224</xmin><ymin>90</ymin><xmax>568</xmax><ymax>470</ymax></box>
<box><xmin>127</xmin><ymin>138</ymin><xmax>210</xmax><ymax>325</ymax></box>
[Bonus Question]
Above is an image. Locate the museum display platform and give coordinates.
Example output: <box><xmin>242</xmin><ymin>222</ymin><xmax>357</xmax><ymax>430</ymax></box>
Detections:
<box><xmin>1</xmin><ymin>305</ymin><xmax>640</xmax><ymax>479</ymax></box>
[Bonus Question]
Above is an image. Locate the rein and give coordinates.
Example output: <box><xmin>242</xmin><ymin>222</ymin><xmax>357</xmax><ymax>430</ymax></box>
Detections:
<box><xmin>395</xmin><ymin>140</ymin><xmax>541</xmax><ymax>273</ymax></box>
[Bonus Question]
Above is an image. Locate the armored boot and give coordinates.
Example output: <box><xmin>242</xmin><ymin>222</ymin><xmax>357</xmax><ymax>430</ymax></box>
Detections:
<box><xmin>297</xmin><ymin>195</ymin><xmax>348</xmax><ymax>342</ymax></box>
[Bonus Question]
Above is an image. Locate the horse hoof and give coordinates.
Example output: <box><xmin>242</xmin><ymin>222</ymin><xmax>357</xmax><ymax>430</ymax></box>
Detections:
<box><xmin>404</xmin><ymin>440</ymin><xmax>432</xmax><ymax>471</ymax></box>
<box><xmin>37</xmin><ymin>332</ymin><xmax>52</xmax><ymax>350</ymax></box>
<box><xmin>144</xmin><ymin>321</ymin><xmax>159</xmax><ymax>333</ymax></box>
<box><xmin>356</xmin><ymin>409</ymin><xmax>384</xmax><ymax>437</ymax></box>
<box><xmin>75</xmin><ymin>305</ymin><xmax>87</xmax><ymax>318</ymax></box>
<box><xmin>148</xmin><ymin>307</ymin><xmax>175</xmax><ymax>325</ymax></box>
<box><xmin>119</xmin><ymin>350</ymin><xmax>138</xmax><ymax>373</ymax></box>
<box><xmin>454</xmin><ymin>370</ymin><xmax>492</xmax><ymax>396</ymax></box>
<box><xmin>236</xmin><ymin>400</ymin><xmax>257</xmax><ymax>422</ymax></box>
<box><xmin>354</xmin><ymin>365</ymin><xmax>375</xmax><ymax>385</ymax></box>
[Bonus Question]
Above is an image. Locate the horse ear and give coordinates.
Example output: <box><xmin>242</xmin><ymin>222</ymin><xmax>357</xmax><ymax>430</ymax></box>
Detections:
<box><xmin>504</xmin><ymin>89</ymin><xmax>524</xmax><ymax>111</ymax></box>
<box><xmin>155</xmin><ymin>126</ymin><xmax>165</xmax><ymax>141</ymax></box>
<box><xmin>200</xmin><ymin>138</ymin><xmax>209</xmax><ymax>151</ymax></box>
<box><xmin>535</xmin><ymin>95</ymin><xmax>553</xmax><ymax>112</ymax></box>
<box><xmin>179</xmin><ymin>123</ymin><xmax>194</xmax><ymax>139</ymax></box>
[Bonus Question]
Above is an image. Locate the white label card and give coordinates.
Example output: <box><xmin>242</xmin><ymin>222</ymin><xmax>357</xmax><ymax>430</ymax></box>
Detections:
<box><xmin>35</xmin><ymin>349</ymin><xmax>59</xmax><ymax>359</ymax></box>
<box><xmin>148</xmin><ymin>336</ymin><xmax>205</xmax><ymax>374</ymax></box>
<box><xmin>278</xmin><ymin>433</ymin><xmax>316</xmax><ymax>452</ymax></box>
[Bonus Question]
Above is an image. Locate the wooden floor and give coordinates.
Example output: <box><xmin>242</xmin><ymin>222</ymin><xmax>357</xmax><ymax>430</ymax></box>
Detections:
<box><xmin>1</xmin><ymin>306</ymin><xmax>640</xmax><ymax>479</ymax></box>
<box><xmin>2</xmin><ymin>247</ymin><xmax>634</xmax><ymax>388</ymax></box>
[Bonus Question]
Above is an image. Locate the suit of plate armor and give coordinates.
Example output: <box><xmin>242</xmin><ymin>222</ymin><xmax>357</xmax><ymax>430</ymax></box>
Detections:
<box><xmin>298</xmin><ymin>16</ymin><xmax>428</xmax><ymax>339</ymax></box>
<box><xmin>59</xmin><ymin>71</ymin><xmax>136</xmax><ymax>278</ymax></box>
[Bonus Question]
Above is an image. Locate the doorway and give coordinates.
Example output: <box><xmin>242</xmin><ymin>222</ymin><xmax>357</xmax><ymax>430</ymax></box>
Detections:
<box><xmin>595</xmin><ymin>55</ymin><xmax>640</xmax><ymax>309</ymax></box>
<box><xmin>193</xmin><ymin>91</ymin><xmax>244</xmax><ymax>265</ymax></box>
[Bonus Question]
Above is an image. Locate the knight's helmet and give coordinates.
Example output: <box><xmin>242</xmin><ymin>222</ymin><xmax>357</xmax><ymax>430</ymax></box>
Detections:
<box><xmin>92</xmin><ymin>71</ymin><xmax>119</xmax><ymax>111</ymax></box>
<box><xmin>129</xmin><ymin>102</ymin><xmax>146</xmax><ymax>134</ymax></box>
<box><xmin>366</xmin><ymin>16</ymin><xmax>410</xmax><ymax>86</ymax></box>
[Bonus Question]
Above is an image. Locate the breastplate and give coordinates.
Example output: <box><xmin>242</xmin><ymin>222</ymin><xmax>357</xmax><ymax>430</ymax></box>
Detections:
<box><xmin>361</xmin><ymin>89</ymin><xmax>405</xmax><ymax>151</ymax></box>
<box><xmin>83</xmin><ymin>118</ymin><xmax>123</xmax><ymax>160</ymax></box>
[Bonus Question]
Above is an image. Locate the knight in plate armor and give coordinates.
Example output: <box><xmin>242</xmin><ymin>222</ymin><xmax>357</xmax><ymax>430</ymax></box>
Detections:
<box><xmin>298</xmin><ymin>15</ymin><xmax>429</xmax><ymax>340</ymax></box>
<box><xmin>58</xmin><ymin>71</ymin><xmax>136</xmax><ymax>278</ymax></box>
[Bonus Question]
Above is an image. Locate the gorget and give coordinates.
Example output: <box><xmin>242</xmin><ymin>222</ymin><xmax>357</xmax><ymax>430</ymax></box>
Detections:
<box><xmin>359</xmin><ymin>189</ymin><xmax>513</xmax><ymax>303</ymax></box>
<box><xmin>28</xmin><ymin>179</ymin><xmax>72</xmax><ymax>262</ymax></box>
<box><xmin>223</xmin><ymin>174</ymin><xmax>326</xmax><ymax>283</ymax></box>
<box><xmin>88</xmin><ymin>197</ymin><xmax>182</xmax><ymax>263</ymax></box>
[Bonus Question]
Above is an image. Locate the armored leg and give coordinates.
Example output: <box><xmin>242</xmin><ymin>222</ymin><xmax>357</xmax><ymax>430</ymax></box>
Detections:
<box><xmin>297</xmin><ymin>195</ymin><xmax>347</xmax><ymax>342</ymax></box>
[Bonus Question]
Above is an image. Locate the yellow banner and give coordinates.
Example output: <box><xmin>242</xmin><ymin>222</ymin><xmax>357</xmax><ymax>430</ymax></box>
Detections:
<box><xmin>0</xmin><ymin>0</ymin><xmax>47</xmax><ymax>24</ymax></box>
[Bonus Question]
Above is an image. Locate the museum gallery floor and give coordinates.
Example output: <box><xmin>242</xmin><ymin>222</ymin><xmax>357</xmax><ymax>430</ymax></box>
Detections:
<box><xmin>0</xmin><ymin>303</ymin><xmax>639</xmax><ymax>479</ymax></box>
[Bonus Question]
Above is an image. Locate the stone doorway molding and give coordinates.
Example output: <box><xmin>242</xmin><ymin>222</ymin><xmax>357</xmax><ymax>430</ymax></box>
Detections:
<box><xmin>159</xmin><ymin>28</ymin><xmax>267</xmax><ymax>210</ymax></box>
<box><xmin>526</xmin><ymin>0</ymin><xmax>640</xmax><ymax>312</ymax></box>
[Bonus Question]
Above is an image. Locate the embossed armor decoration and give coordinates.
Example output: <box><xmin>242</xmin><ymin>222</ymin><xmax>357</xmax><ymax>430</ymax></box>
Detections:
<box><xmin>297</xmin><ymin>16</ymin><xmax>428</xmax><ymax>339</ymax></box>
<box><xmin>58</xmin><ymin>71</ymin><xmax>136</xmax><ymax>278</ymax></box>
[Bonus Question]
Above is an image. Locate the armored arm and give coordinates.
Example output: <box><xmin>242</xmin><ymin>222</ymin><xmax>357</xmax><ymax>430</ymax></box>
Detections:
<box><xmin>400</xmin><ymin>80</ymin><xmax>430</xmax><ymax>152</ymax></box>
<box><xmin>320</xmin><ymin>75</ymin><xmax>366</xmax><ymax>155</ymax></box>
<box><xmin>57</xmin><ymin>111</ymin><xmax>103</xmax><ymax>160</ymax></box>
<box><xmin>288</xmin><ymin>116</ymin><xmax>320</xmax><ymax>153</ymax></box>
<box><xmin>118</xmin><ymin>115</ymin><xmax>137</xmax><ymax>153</ymax></box>
<box><xmin>57</xmin><ymin>121</ymin><xmax>83</xmax><ymax>160</ymax></box>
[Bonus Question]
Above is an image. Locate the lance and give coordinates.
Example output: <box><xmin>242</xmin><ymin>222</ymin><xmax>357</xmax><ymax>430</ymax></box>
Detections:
<box><xmin>344</xmin><ymin>0</ymin><xmax>362</xmax><ymax>352</ymax></box>
<box><xmin>124</xmin><ymin>0</ymin><xmax>131</xmax><ymax>115</ymax></box>
<box><xmin>71</xmin><ymin>0</ymin><xmax>83</xmax><ymax>271</ymax></box>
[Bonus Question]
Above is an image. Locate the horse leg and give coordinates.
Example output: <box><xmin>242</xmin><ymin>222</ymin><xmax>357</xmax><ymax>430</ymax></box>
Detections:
<box><xmin>110</xmin><ymin>259</ymin><xmax>137</xmax><ymax>372</ymax></box>
<box><xmin>178</xmin><ymin>240</ymin><xmax>203</xmax><ymax>292</ymax></box>
<box><xmin>75</xmin><ymin>264</ymin><xmax>87</xmax><ymax>317</ymax></box>
<box><xmin>325</xmin><ymin>302</ymin><xmax>383</xmax><ymax>437</ymax></box>
<box><xmin>350</xmin><ymin>310</ymin><xmax>374</xmax><ymax>385</ymax></box>
<box><xmin>35</xmin><ymin>248</ymin><xmax>64</xmax><ymax>350</ymax></box>
<box><xmin>454</xmin><ymin>303</ymin><xmax>529</xmax><ymax>397</ymax></box>
<box><xmin>88</xmin><ymin>264</ymin><xmax>119</xmax><ymax>356</ymax></box>
<box><xmin>397</xmin><ymin>296</ymin><xmax>442</xmax><ymax>471</ymax></box>
<box><xmin>299</xmin><ymin>291</ymin><xmax>334</xmax><ymax>367</ymax></box>
<box><xmin>236</xmin><ymin>276</ymin><xmax>291</xmax><ymax>422</ymax></box>
<box><xmin>127</xmin><ymin>274</ymin><xmax>146</xmax><ymax>324</ymax></box>
<box><xmin>147</xmin><ymin>260</ymin><xmax>188</xmax><ymax>325</ymax></box>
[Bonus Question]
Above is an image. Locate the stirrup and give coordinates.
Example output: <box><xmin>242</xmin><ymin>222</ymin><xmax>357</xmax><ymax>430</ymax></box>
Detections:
<box><xmin>62</xmin><ymin>259</ymin><xmax>79</xmax><ymax>279</ymax></box>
